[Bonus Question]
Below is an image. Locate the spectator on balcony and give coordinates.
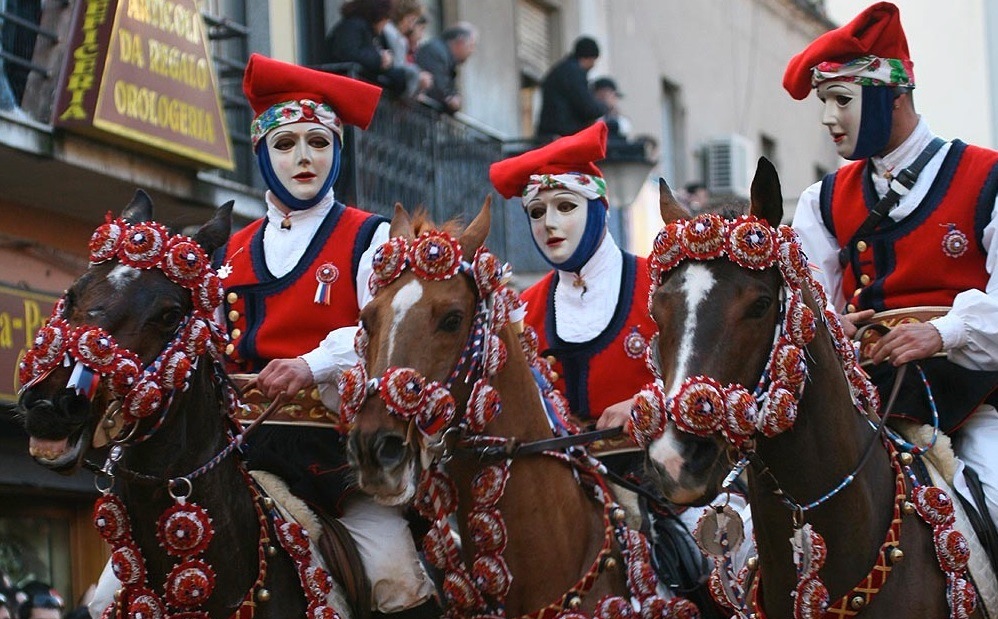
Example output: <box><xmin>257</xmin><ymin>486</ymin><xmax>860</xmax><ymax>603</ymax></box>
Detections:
<box><xmin>381</xmin><ymin>0</ymin><xmax>433</xmax><ymax>97</ymax></box>
<box><xmin>321</xmin><ymin>0</ymin><xmax>408</xmax><ymax>96</ymax></box>
<box><xmin>415</xmin><ymin>22</ymin><xmax>478</xmax><ymax>113</ymax></box>
<box><xmin>592</xmin><ymin>77</ymin><xmax>632</xmax><ymax>141</ymax></box>
<box><xmin>406</xmin><ymin>14</ymin><xmax>428</xmax><ymax>64</ymax></box>
<box><xmin>536</xmin><ymin>36</ymin><xmax>608</xmax><ymax>142</ymax></box>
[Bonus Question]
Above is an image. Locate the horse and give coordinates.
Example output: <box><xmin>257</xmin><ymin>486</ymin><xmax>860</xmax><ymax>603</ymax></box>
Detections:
<box><xmin>629</xmin><ymin>158</ymin><xmax>984</xmax><ymax>618</ymax></box>
<box><xmin>16</xmin><ymin>191</ymin><xmax>347</xmax><ymax>619</ymax></box>
<box><xmin>342</xmin><ymin>200</ymin><xmax>699</xmax><ymax>618</ymax></box>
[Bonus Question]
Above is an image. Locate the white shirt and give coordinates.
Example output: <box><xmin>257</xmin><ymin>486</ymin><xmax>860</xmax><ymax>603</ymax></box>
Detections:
<box><xmin>549</xmin><ymin>233</ymin><xmax>623</xmax><ymax>343</ymax></box>
<box><xmin>792</xmin><ymin>118</ymin><xmax>998</xmax><ymax>371</ymax></box>
<box><xmin>259</xmin><ymin>190</ymin><xmax>390</xmax><ymax>406</ymax></box>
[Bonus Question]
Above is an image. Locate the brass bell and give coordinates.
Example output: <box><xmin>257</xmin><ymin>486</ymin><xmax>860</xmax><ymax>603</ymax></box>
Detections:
<box><xmin>898</xmin><ymin>452</ymin><xmax>913</xmax><ymax>466</ymax></box>
<box><xmin>256</xmin><ymin>588</ymin><xmax>271</xmax><ymax>602</ymax></box>
<box><xmin>600</xmin><ymin>556</ymin><xmax>617</xmax><ymax>571</ymax></box>
<box><xmin>746</xmin><ymin>556</ymin><xmax>759</xmax><ymax>570</ymax></box>
<box><xmin>262</xmin><ymin>497</ymin><xmax>275</xmax><ymax>510</ymax></box>
<box><xmin>850</xmin><ymin>595</ymin><xmax>866</xmax><ymax>610</ymax></box>
<box><xmin>901</xmin><ymin>501</ymin><xmax>916</xmax><ymax>515</ymax></box>
<box><xmin>887</xmin><ymin>547</ymin><xmax>904</xmax><ymax>564</ymax></box>
<box><xmin>266</xmin><ymin>545</ymin><xmax>278</xmax><ymax>557</ymax></box>
<box><xmin>549</xmin><ymin>372</ymin><xmax>560</xmax><ymax>382</ymax></box>
<box><xmin>545</xmin><ymin>355</ymin><xmax>557</xmax><ymax>365</ymax></box>
<box><xmin>114</xmin><ymin>588</ymin><xmax>124</xmax><ymax>601</ymax></box>
<box><xmin>566</xmin><ymin>594</ymin><xmax>582</xmax><ymax>610</ymax></box>
<box><xmin>610</xmin><ymin>506</ymin><xmax>627</xmax><ymax>524</ymax></box>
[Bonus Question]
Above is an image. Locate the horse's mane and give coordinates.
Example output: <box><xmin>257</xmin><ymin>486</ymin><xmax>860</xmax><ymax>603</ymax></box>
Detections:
<box><xmin>410</xmin><ymin>208</ymin><xmax>465</xmax><ymax>237</ymax></box>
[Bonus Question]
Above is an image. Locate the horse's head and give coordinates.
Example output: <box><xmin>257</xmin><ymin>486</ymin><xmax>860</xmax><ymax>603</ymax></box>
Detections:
<box><xmin>346</xmin><ymin>197</ymin><xmax>496</xmax><ymax>505</ymax></box>
<box><xmin>637</xmin><ymin>159</ymin><xmax>789</xmax><ymax>505</ymax></box>
<box><xmin>17</xmin><ymin>190</ymin><xmax>232</xmax><ymax>473</ymax></box>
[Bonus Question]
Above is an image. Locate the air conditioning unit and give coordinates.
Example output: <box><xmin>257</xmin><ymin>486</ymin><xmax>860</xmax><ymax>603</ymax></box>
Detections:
<box><xmin>704</xmin><ymin>134</ymin><xmax>756</xmax><ymax>199</ymax></box>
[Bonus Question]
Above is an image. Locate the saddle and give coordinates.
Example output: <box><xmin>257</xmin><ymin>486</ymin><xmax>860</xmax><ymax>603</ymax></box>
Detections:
<box><xmin>229</xmin><ymin>373</ymin><xmax>341</xmax><ymax>427</ymax></box>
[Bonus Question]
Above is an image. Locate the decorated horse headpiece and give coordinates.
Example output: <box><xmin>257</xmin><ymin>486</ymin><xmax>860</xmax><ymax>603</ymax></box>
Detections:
<box><xmin>18</xmin><ymin>214</ymin><xmax>228</xmax><ymax>430</ymax></box>
<box><xmin>338</xmin><ymin>230</ymin><xmax>528</xmax><ymax>437</ymax></box>
<box><xmin>630</xmin><ymin>213</ymin><xmax>881</xmax><ymax>449</ymax></box>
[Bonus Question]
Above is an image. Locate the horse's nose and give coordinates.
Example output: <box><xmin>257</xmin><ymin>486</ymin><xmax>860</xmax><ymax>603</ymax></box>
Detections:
<box><xmin>374</xmin><ymin>432</ymin><xmax>407</xmax><ymax>469</ymax></box>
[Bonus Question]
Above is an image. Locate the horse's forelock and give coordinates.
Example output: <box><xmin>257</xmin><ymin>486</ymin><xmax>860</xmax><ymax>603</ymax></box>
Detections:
<box><xmin>410</xmin><ymin>210</ymin><xmax>464</xmax><ymax>238</ymax></box>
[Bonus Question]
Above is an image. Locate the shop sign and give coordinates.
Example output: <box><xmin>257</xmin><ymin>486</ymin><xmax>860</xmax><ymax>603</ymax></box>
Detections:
<box><xmin>0</xmin><ymin>283</ymin><xmax>59</xmax><ymax>402</ymax></box>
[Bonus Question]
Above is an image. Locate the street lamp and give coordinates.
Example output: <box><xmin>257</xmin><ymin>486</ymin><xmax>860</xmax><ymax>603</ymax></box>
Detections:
<box><xmin>600</xmin><ymin>138</ymin><xmax>658</xmax><ymax>209</ymax></box>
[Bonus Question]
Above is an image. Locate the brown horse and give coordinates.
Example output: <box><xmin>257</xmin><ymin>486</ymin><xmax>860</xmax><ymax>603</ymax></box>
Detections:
<box><xmin>345</xmin><ymin>201</ymin><xmax>697</xmax><ymax>617</ymax></box>
<box><xmin>634</xmin><ymin>159</ymin><xmax>985</xmax><ymax>618</ymax></box>
<box><xmin>16</xmin><ymin>191</ymin><xmax>343</xmax><ymax>619</ymax></box>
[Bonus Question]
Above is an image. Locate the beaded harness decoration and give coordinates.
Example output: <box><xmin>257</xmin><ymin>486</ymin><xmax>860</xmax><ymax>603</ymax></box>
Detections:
<box><xmin>337</xmin><ymin>230</ymin><xmax>700</xmax><ymax>619</ymax></box>
<box><xmin>628</xmin><ymin>213</ymin><xmax>977</xmax><ymax>619</ymax></box>
<box><xmin>19</xmin><ymin>215</ymin><xmax>343</xmax><ymax>619</ymax></box>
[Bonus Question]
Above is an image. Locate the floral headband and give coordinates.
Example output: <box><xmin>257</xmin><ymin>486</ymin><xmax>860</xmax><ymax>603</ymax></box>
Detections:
<box><xmin>249</xmin><ymin>99</ymin><xmax>343</xmax><ymax>148</ymax></box>
<box><xmin>811</xmin><ymin>54</ymin><xmax>915</xmax><ymax>91</ymax></box>
<box><xmin>522</xmin><ymin>173</ymin><xmax>607</xmax><ymax>206</ymax></box>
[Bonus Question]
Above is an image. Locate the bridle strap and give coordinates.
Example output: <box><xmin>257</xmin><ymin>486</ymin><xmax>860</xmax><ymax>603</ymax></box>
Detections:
<box><xmin>454</xmin><ymin>426</ymin><xmax>623</xmax><ymax>462</ymax></box>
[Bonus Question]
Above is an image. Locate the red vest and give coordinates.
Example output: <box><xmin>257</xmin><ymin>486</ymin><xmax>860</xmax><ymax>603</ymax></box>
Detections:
<box><xmin>220</xmin><ymin>203</ymin><xmax>385</xmax><ymax>372</ymax></box>
<box><xmin>820</xmin><ymin>141</ymin><xmax>998</xmax><ymax>311</ymax></box>
<box><xmin>520</xmin><ymin>253</ymin><xmax>657</xmax><ymax>421</ymax></box>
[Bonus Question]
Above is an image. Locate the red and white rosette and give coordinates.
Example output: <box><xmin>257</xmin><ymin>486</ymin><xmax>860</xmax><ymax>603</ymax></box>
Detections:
<box><xmin>120</xmin><ymin>222</ymin><xmax>170</xmax><ymax>269</ymax></box>
<box><xmin>123</xmin><ymin>378</ymin><xmax>163</xmax><ymax>420</ymax></box>
<box><xmin>683</xmin><ymin>214</ymin><xmax>727</xmax><ymax>261</ymax></box>
<box><xmin>760</xmin><ymin>383</ymin><xmax>797</xmax><ymax>437</ymax></box>
<box><xmin>409</xmin><ymin>231</ymin><xmax>462</xmax><ymax>281</ymax></box>
<box><xmin>471</xmin><ymin>463</ymin><xmax>510</xmax><ymax>509</ymax></box>
<box><xmin>184</xmin><ymin>319</ymin><xmax>212</xmax><ymax>358</ymax></box>
<box><xmin>417</xmin><ymin>381</ymin><xmax>455</xmax><ymax>435</ymax></box>
<box><xmin>650</xmin><ymin>222</ymin><xmax>685</xmax><ymax>275</ymax></box>
<box><xmin>793</xmin><ymin>577</ymin><xmax>830</xmax><ymax>619</ymax></box>
<box><xmin>156</xmin><ymin>501</ymin><xmax>214</xmax><ymax>558</ymax></box>
<box><xmin>89</xmin><ymin>217</ymin><xmax>126</xmax><ymax>263</ymax></box>
<box><xmin>195</xmin><ymin>272</ymin><xmax>224</xmax><ymax>316</ymax></box>
<box><xmin>111</xmin><ymin>542</ymin><xmax>146</xmax><ymax>585</ymax></box>
<box><xmin>414</xmin><ymin>468</ymin><xmax>458</xmax><ymax>521</ymax></box>
<box><xmin>300</xmin><ymin>564</ymin><xmax>334</xmax><ymax>600</ymax></box>
<box><xmin>472</xmin><ymin>247</ymin><xmax>504</xmax><ymax>297</ymax></box>
<box><xmin>443</xmin><ymin>570</ymin><xmax>483</xmax><ymax>611</ymax></box>
<box><xmin>912</xmin><ymin>485</ymin><xmax>956</xmax><ymax>527</ymax></box>
<box><xmin>722</xmin><ymin>386</ymin><xmax>758</xmax><ymax>447</ymax></box>
<box><xmin>337</xmin><ymin>362</ymin><xmax>368</xmax><ymax>424</ymax></box>
<box><xmin>94</xmin><ymin>494</ymin><xmax>131</xmax><ymax>543</ymax></box>
<box><xmin>629</xmin><ymin>381</ymin><xmax>668</xmax><ymax>448</ymax></box>
<box><xmin>353</xmin><ymin>326</ymin><xmax>369</xmax><ymax>358</ymax></box>
<box><xmin>935</xmin><ymin>527</ymin><xmax>970</xmax><ymax>573</ymax></box>
<box><xmin>519</xmin><ymin>326</ymin><xmax>540</xmax><ymax>361</ymax></box>
<box><xmin>108</xmin><ymin>355</ymin><xmax>142</xmax><ymax>397</ymax></box>
<box><xmin>771</xmin><ymin>340</ymin><xmax>807</xmax><ymax>394</ymax></box>
<box><xmin>163</xmin><ymin>239</ymin><xmax>209</xmax><ymax>287</ymax></box>
<box><xmin>483</xmin><ymin>335</ymin><xmax>507</xmax><ymax>376</ymax></box>
<box><xmin>468</xmin><ymin>509</ymin><xmax>507</xmax><ymax>553</ymax></box>
<box><xmin>127</xmin><ymin>588</ymin><xmax>167</xmax><ymax>619</ymax></box>
<box><xmin>473</xmin><ymin>553</ymin><xmax>512</xmax><ymax>598</ymax></box>
<box><xmin>467</xmin><ymin>379</ymin><xmax>501</xmax><ymax>432</ymax></box>
<box><xmin>778</xmin><ymin>236</ymin><xmax>811</xmax><ymax>287</ymax></box>
<box><xmin>594</xmin><ymin>595</ymin><xmax>635</xmax><ymax>619</ymax></box>
<box><xmin>19</xmin><ymin>318</ymin><xmax>71</xmax><ymax>386</ymax></box>
<box><xmin>423</xmin><ymin>526</ymin><xmax>452</xmax><ymax>569</ymax></box>
<box><xmin>276</xmin><ymin>519</ymin><xmax>312</xmax><ymax>560</ymax></box>
<box><xmin>727</xmin><ymin>217</ymin><xmax>777</xmax><ymax>270</ymax></box>
<box><xmin>379</xmin><ymin>367</ymin><xmax>427</xmax><ymax>419</ymax></box>
<box><xmin>369</xmin><ymin>237</ymin><xmax>409</xmax><ymax>293</ymax></box>
<box><xmin>948</xmin><ymin>574</ymin><xmax>978</xmax><ymax>619</ymax></box>
<box><xmin>160</xmin><ymin>349</ymin><xmax>192</xmax><ymax>391</ymax></box>
<box><xmin>72</xmin><ymin>327</ymin><xmax>119</xmax><ymax>374</ymax></box>
<box><xmin>671</xmin><ymin>376</ymin><xmax>725</xmax><ymax>437</ymax></box>
<box><xmin>165</xmin><ymin>559</ymin><xmax>216</xmax><ymax>608</ymax></box>
<box><xmin>784</xmin><ymin>292</ymin><xmax>816</xmax><ymax>348</ymax></box>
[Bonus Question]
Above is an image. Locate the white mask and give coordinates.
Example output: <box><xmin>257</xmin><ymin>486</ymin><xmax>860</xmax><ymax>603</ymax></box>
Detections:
<box><xmin>525</xmin><ymin>189</ymin><xmax>588</xmax><ymax>265</ymax></box>
<box><xmin>817</xmin><ymin>81</ymin><xmax>863</xmax><ymax>159</ymax></box>
<box><xmin>265</xmin><ymin>122</ymin><xmax>336</xmax><ymax>202</ymax></box>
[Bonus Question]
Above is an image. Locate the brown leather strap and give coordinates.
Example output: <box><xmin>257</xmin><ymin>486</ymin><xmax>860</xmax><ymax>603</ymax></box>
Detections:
<box><xmin>314</xmin><ymin>508</ymin><xmax>372</xmax><ymax>619</ymax></box>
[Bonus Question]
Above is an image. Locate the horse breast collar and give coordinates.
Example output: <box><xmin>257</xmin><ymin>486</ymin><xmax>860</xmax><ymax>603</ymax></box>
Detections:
<box><xmin>630</xmin><ymin>213</ymin><xmax>978</xmax><ymax>619</ymax></box>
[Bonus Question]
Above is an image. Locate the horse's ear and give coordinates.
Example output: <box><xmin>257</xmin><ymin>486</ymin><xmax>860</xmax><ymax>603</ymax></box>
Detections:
<box><xmin>749</xmin><ymin>157</ymin><xmax>783</xmax><ymax>227</ymax></box>
<box><xmin>389</xmin><ymin>203</ymin><xmax>414</xmax><ymax>239</ymax></box>
<box><xmin>121</xmin><ymin>189</ymin><xmax>154</xmax><ymax>223</ymax></box>
<box><xmin>193</xmin><ymin>201</ymin><xmax>233</xmax><ymax>255</ymax></box>
<box><xmin>459</xmin><ymin>194</ymin><xmax>492</xmax><ymax>260</ymax></box>
<box><xmin>659</xmin><ymin>178</ymin><xmax>689</xmax><ymax>223</ymax></box>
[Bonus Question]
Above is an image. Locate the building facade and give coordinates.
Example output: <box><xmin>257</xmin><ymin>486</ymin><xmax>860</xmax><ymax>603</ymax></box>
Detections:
<box><xmin>0</xmin><ymin>0</ymin><xmax>838</xmax><ymax>601</ymax></box>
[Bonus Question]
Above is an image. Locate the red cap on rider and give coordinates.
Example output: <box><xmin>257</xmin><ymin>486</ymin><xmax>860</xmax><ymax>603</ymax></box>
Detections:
<box><xmin>489</xmin><ymin>122</ymin><xmax>608</xmax><ymax>199</ymax></box>
<box><xmin>783</xmin><ymin>2</ymin><xmax>914</xmax><ymax>100</ymax></box>
<box><xmin>242</xmin><ymin>53</ymin><xmax>382</xmax><ymax>147</ymax></box>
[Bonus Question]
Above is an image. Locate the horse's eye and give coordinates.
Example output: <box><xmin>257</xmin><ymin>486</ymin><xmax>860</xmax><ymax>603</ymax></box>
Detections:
<box><xmin>158</xmin><ymin>307</ymin><xmax>183</xmax><ymax>328</ymax></box>
<box><xmin>746</xmin><ymin>296</ymin><xmax>773</xmax><ymax>319</ymax></box>
<box><xmin>438</xmin><ymin>311</ymin><xmax>464</xmax><ymax>333</ymax></box>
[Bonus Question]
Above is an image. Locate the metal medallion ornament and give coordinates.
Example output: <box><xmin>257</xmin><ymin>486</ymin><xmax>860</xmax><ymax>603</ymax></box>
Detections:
<box><xmin>941</xmin><ymin>223</ymin><xmax>969</xmax><ymax>258</ymax></box>
<box><xmin>693</xmin><ymin>505</ymin><xmax>745</xmax><ymax>557</ymax></box>
<box><xmin>623</xmin><ymin>326</ymin><xmax>647</xmax><ymax>359</ymax></box>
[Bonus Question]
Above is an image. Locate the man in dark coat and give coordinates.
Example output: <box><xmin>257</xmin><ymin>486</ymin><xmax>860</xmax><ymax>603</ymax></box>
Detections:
<box><xmin>415</xmin><ymin>22</ymin><xmax>477</xmax><ymax>113</ymax></box>
<box><xmin>536</xmin><ymin>36</ymin><xmax>608</xmax><ymax>141</ymax></box>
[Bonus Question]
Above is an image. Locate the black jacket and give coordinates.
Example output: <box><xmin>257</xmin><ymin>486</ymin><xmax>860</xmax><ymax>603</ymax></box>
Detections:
<box><xmin>536</xmin><ymin>56</ymin><xmax>608</xmax><ymax>139</ymax></box>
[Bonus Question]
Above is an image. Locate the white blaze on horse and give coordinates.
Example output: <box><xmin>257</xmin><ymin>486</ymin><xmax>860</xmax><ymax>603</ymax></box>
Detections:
<box><xmin>629</xmin><ymin>159</ymin><xmax>995</xmax><ymax>619</ymax></box>
<box><xmin>17</xmin><ymin>191</ymin><xmax>351</xmax><ymax>619</ymax></box>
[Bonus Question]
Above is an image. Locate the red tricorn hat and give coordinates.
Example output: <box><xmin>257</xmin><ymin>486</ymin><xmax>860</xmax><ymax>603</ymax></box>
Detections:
<box><xmin>243</xmin><ymin>53</ymin><xmax>382</xmax><ymax>137</ymax></box>
<box><xmin>783</xmin><ymin>2</ymin><xmax>913</xmax><ymax>100</ymax></box>
<box><xmin>489</xmin><ymin>122</ymin><xmax>608</xmax><ymax>199</ymax></box>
